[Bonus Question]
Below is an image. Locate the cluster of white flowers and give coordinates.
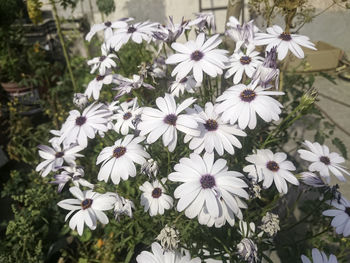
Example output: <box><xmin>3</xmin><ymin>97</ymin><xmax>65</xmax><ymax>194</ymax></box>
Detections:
<box><xmin>36</xmin><ymin>12</ymin><xmax>349</xmax><ymax>262</ymax></box>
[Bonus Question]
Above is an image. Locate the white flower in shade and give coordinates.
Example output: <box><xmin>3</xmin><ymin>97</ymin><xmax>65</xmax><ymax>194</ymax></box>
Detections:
<box><xmin>113</xmin><ymin>99</ymin><xmax>142</xmax><ymax>135</ymax></box>
<box><xmin>36</xmin><ymin>143</ymin><xmax>84</xmax><ymax>177</ymax></box>
<box><xmin>97</xmin><ymin>135</ymin><xmax>149</xmax><ymax>184</ymax></box>
<box><xmin>73</xmin><ymin>93</ymin><xmax>88</xmax><ymax>108</ymax></box>
<box><xmin>169</xmin><ymin>152</ymin><xmax>249</xmax><ymax>220</ymax></box>
<box><xmin>254</xmin><ymin>25</ymin><xmax>316</xmax><ymax>60</ymax></box>
<box><xmin>57</xmin><ymin>187</ymin><xmax>116</xmax><ymax>236</ymax></box>
<box><xmin>114</xmin><ymin>194</ymin><xmax>135</xmax><ymax>220</ymax></box>
<box><xmin>298</xmin><ymin>140</ymin><xmax>350</xmax><ymax>183</ymax></box>
<box><xmin>59</xmin><ymin>103</ymin><xmax>111</xmax><ymax>147</ymax></box>
<box><xmin>139</xmin><ymin>178</ymin><xmax>173</xmax><ymax>216</ymax></box>
<box><xmin>225</xmin><ymin>45</ymin><xmax>263</xmax><ymax>84</ymax></box>
<box><xmin>169</xmin><ymin>75</ymin><xmax>198</xmax><ymax>98</ymax></box>
<box><xmin>243</xmin><ymin>149</ymin><xmax>299</xmax><ymax>194</ymax></box>
<box><xmin>301</xmin><ymin>172</ymin><xmax>327</xmax><ymax>188</ymax></box>
<box><xmin>323</xmin><ymin>197</ymin><xmax>350</xmax><ymax>237</ymax></box>
<box><xmin>237</xmin><ymin>238</ymin><xmax>258</xmax><ymax>263</ymax></box>
<box><xmin>215</xmin><ymin>81</ymin><xmax>284</xmax><ymax>129</ymax></box>
<box><xmin>85</xmin><ymin>18</ymin><xmax>131</xmax><ymax>42</ymax></box>
<box><xmin>51</xmin><ymin>165</ymin><xmax>93</xmax><ymax>193</ymax></box>
<box><xmin>184</xmin><ymin>102</ymin><xmax>246</xmax><ymax>156</ymax></box>
<box><xmin>226</xmin><ymin>16</ymin><xmax>258</xmax><ymax>52</ymax></box>
<box><xmin>138</xmin><ymin>93</ymin><xmax>199</xmax><ymax>152</ymax></box>
<box><xmin>85</xmin><ymin>73</ymin><xmax>113</xmax><ymax>100</ymax></box>
<box><xmin>189</xmin><ymin>12</ymin><xmax>216</xmax><ymax>32</ymax></box>
<box><xmin>301</xmin><ymin>248</ymin><xmax>338</xmax><ymax>263</ymax></box>
<box><xmin>108</xmin><ymin>21</ymin><xmax>159</xmax><ymax>51</ymax></box>
<box><xmin>166</xmin><ymin>33</ymin><xmax>228</xmax><ymax>83</ymax></box>
<box><xmin>136</xmin><ymin>242</ymin><xmax>201</xmax><ymax>263</ymax></box>
<box><xmin>156</xmin><ymin>225</ymin><xmax>180</xmax><ymax>251</ymax></box>
<box><xmin>87</xmin><ymin>44</ymin><xmax>117</xmax><ymax>75</ymax></box>
<box><xmin>238</xmin><ymin>220</ymin><xmax>257</xmax><ymax>238</ymax></box>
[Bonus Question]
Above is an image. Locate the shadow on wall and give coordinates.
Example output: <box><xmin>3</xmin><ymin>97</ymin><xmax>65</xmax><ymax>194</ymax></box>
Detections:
<box><xmin>123</xmin><ymin>0</ymin><xmax>166</xmax><ymax>23</ymax></box>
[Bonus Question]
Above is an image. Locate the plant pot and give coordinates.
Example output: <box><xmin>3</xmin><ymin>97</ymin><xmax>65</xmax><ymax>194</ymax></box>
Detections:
<box><xmin>1</xmin><ymin>82</ymin><xmax>32</xmax><ymax>94</ymax></box>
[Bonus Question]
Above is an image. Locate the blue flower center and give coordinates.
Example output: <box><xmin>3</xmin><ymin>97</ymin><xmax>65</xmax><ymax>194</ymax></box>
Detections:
<box><xmin>191</xmin><ymin>50</ymin><xmax>204</xmax><ymax>61</ymax></box>
<box><xmin>99</xmin><ymin>55</ymin><xmax>106</xmax><ymax>62</ymax></box>
<box><xmin>204</xmin><ymin>119</ymin><xmax>218</xmax><ymax>131</ymax></box>
<box><xmin>266</xmin><ymin>161</ymin><xmax>279</xmax><ymax>172</ymax></box>
<box><xmin>55</xmin><ymin>151</ymin><xmax>64</xmax><ymax>158</ymax></box>
<box><xmin>81</xmin><ymin>198</ymin><xmax>93</xmax><ymax>209</ymax></box>
<box><xmin>279</xmin><ymin>32</ymin><xmax>291</xmax><ymax>41</ymax></box>
<box><xmin>113</xmin><ymin>146</ymin><xmax>126</xmax><ymax>158</ymax></box>
<box><xmin>152</xmin><ymin>187</ymin><xmax>162</xmax><ymax>198</ymax></box>
<box><xmin>127</xmin><ymin>26</ymin><xmax>137</xmax><ymax>33</ymax></box>
<box><xmin>200</xmin><ymin>174</ymin><xmax>216</xmax><ymax>189</ymax></box>
<box><xmin>240</xmin><ymin>89</ymin><xmax>256</xmax><ymax>102</ymax></box>
<box><xmin>240</xmin><ymin>56</ymin><xmax>251</xmax><ymax>65</ymax></box>
<box><xmin>96</xmin><ymin>75</ymin><xmax>105</xmax><ymax>81</ymax></box>
<box><xmin>75</xmin><ymin>116</ymin><xmax>87</xmax><ymax>126</ymax></box>
<box><xmin>164</xmin><ymin>114</ymin><xmax>177</xmax><ymax>126</ymax></box>
<box><xmin>104</xmin><ymin>21</ymin><xmax>112</xmax><ymax>27</ymax></box>
<box><xmin>123</xmin><ymin>112</ymin><xmax>132</xmax><ymax>120</ymax></box>
<box><xmin>320</xmin><ymin>156</ymin><xmax>330</xmax><ymax>165</ymax></box>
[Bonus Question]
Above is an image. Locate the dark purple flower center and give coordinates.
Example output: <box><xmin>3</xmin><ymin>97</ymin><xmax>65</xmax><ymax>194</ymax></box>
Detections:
<box><xmin>113</xmin><ymin>146</ymin><xmax>126</xmax><ymax>158</ymax></box>
<box><xmin>191</xmin><ymin>50</ymin><xmax>204</xmax><ymax>61</ymax></box>
<box><xmin>204</xmin><ymin>119</ymin><xmax>218</xmax><ymax>131</ymax></box>
<box><xmin>266</xmin><ymin>161</ymin><xmax>279</xmax><ymax>172</ymax></box>
<box><xmin>123</xmin><ymin>112</ymin><xmax>132</xmax><ymax>120</ymax></box>
<box><xmin>96</xmin><ymin>75</ymin><xmax>105</xmax><ymax>81</ymax></box>
<box><xmin>345</xmin><ymin>207</ymin><xmax>350</xmax><ymax>217</ymax></box>
<box><xmin>99</xmin><ymin>55</ymin><xmax>106</xmax><ymax>62</ymax></box>
<box><xmin>104</xmin><ymin>21</ymin><xmax>112</xmax><ymax>27</ymax></box>
<box><xmin>320</xmin><ymin>156</ymin><xmax>330</xmax><ymax>165</ymax></box>
<box><xmin>76</xmin><ymin>116</ymin><xmax>87</xmax><ymax>126</ymax></box>
<box><xmin>279</xmin><ymin>32</ymin><xmax>291</xmax><ymax>41</ymax></box>
<box><xmin>55</xmin><ymin>151</ymin><xmax>64</xmax><ymax>158</ymax></box>
<box><xmin>127</xmin><ymin>26</ymin><xmax>137</xmax><ymax>33</ymax></box>
<box><xmin>240</xmin><ymin>89</ymin><xmax>256</xmax><ymax>102</ymax></box>
<box><xmin>81</xmin><ymin>198</ymin><xmax>93</xmax><ymax>209</ymax></box>
<box><xmin>240</xmin><ymin>56</ymin><xmax>251</xmax><ymax>65</ymax></box>
<box><xmin>164</xmin><ymin>114</ymin><xmax>177</xmax><ymax>126</ymax></box>
<box><xmin>179</xmin><ymin>77</ymin><xmax>188</xmax><ymax>84</ymax></box>
<box><xmin>200</xmin><ymin>174</ymin><xmax>216</xmax><ymax>189</ymax></box>
<box><xmin>151</xmin><ymin>187</ymin><xmax>162</xmax><ymax>198</ymax></box>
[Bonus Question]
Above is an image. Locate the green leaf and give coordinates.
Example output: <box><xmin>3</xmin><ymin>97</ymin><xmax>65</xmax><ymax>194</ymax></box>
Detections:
<box><xmin>332</xmin><ymin>137</ymin><xmax>348</xmax><ymax>159</ymax></box>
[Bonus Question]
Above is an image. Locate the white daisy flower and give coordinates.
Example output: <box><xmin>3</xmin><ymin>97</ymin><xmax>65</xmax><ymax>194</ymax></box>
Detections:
<box><xmin>136</xmin><ymin>242</ymin><xmax>201</xmax><ymax>263</ymax></box>
<box><xmin>243</xmin><ymin>149</ymin><xmax>299</xmax><ymax>194</ymax></box>
<box><xmin>138</xmin><ymin>93</ymin><xmax>199</xmax><ymax>152</ymax></box>
<box><xmin>85</xmin><ymin>18</ymin><xmax>131</xmax><ymax>42</ymax></box>
<box><xmin>298</xmin><ymin>140</ymin><xmax>350</xmax><ymax>183</ymax></box>
<box><xmin>139</xmin><ymin>178</ymin><xmax>174</xmax><ymax>216</ymax></box>
<box><xmin>57</xmin><ymin>186</ymin><xmax>116</xmax><ymax>236</ymax></box>
<box><xmin>184</xmin><ymin>102</ymin><xmax>246</xmax><ymax>156</ymax></box>
<box><xmin>96</xmin><ymin>135</ymin><xmax>150</xmax><ymax>184</ymax></box>
<box><xmin>87</xmin><ymin>44</ymin><xmax>117</xmax><ymax>76</ymax></box>
<box><xmin>113</xmin><ymin>99</ymin><xmax>142</xmax><ymax>135</ymax></box>
<box><xmin>225</xmin><ymin>45</ymin><xmax>263</xmax><ymax>84</ymax></box>
<box><xmin>254</xmin><ymin>25</ymin><xmax>316</xmax><ymax>60</ymax></box>
<box><xmin>36</xmin><ymin>143</ymin><xmax>83</xmax><ymax>177</ymax></box>
<box><xmin>59</xmin><ymin>103</ymin><xmax>111</xmax><ymax>147</ymax></box>
<box><xmin>112</xmin><ymin>74</ymin><xmax>155</xmax><ymax>99</ymax></box>
<box><xmin>108</xmin><ymin>21</ymin><xmax>159</xmax><ymax>51</ymax></box>
<box><xmin>323</xmin><ymin>197</ymin><xmax>350</xmax><ymax>237</ymax></box>
<box><xmin>169</xmin><ymin>75</ymin><xmax>198</xmax><ymax>98</ymax></box>
<box><xmin>166</xmin><ymin>33</ymin><xmax>228</xmax><ymax>83</ymax></box>
<box><xmin>215</xmin><ymin>81</ymin><xmax>284</xmax><ymax>129</ymax></box>
<box><xmin>168</xmin><ymin>152</ymin><xmax>249</xmax><ymax>220</ymax></box>
<box><xmin>301</xmin><ymin>248</ymin><xmax>338</xmax><ymax>263</ymax></box>
<box><xmin>85</xmin><ymin>73</ymin><xmax>113</xmax><ymax>100</ymax></box>
<box><xmin>51</xmin><ymin>165</ymin><xmax>94</xmax><ymax>193</ymax></box>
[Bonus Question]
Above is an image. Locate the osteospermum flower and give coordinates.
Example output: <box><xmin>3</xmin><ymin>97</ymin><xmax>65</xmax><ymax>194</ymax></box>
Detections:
<box><xmin>188</xmin><ymin>12</ymin><xmax>216</xmax><ymax>32</ymax></box>
<box><xmin>169</xmin><ymin>153</ymin><xmax>249</xmax><ymax>220</ymax></box>
<box><xmin>254</xmin><ymin>25</ymin><xmax>316</xmax><ymax>60</ymax></box>
<box><xmin>138</xmin><ymin>93</ymin><xmax>199</xmax><ymax>152</ymax></box>
<box><xmin>96</xmin><ymin>135</ymin><xmax>150</xmax><ymax>184</ymax></box>
<box><xmin>87</xmin><ymin>44</ymin><xmax>117</xmax><ymax>76</ymax></box>
<box><xmin>184</xmin><ymin>102</ymin><xmax>246</xmax><ymax>156</ymax></box>
<box><xmin>243</xmin><ymin>149</ymin><xmax>299</xmax><ymax>194</ymax></box>
<box><xmin>136</xmin><ymin>242</ymin><xmax>201</xmax><ymax>263</ymax></box>
<box><xmin>85</xmin><ymin>73</ymin><xmax>113</xmax><ymax>100</ymax></box>
<box><xmin>36</xmin><ymin>143</ymin><xmax>84</xmax><ymax>177</ymax></box>
<box><xmin>112</xmin><ymin>74</ymin><xmax>155</xmax><ymax>99</ymax></box>
<box><xmin>323</xmin><ymin>197</ymin><xmax>350</xmax><ymax>237</ymax></box>
<box><xmin>154</xmin><ymin>16</ymin><xmax>189</xmax><ymax>43</ymax></box>
<box><xmin>301</xmin><ymin>172</ymin><xmax>327</xmax><ymax>188</ymax></box>
<box><xmin>298</xmin><ymin>140</ymin><xmax>350</xmax><ymax>183</ymax></box>
<box><xmin>215</xmin><ymin>81</ymin><xmax>284</xmax><ymax>129</ymax></box>
<box><xmin>225</xmin><ymin>45</ymin><xmax>263</xmax><ymax>84</ymax></box>
<box><xmin>57</xmin><ymin>187</ymin><xmax>116</xmax><ymax>235</ymax></box>
<box><xmin>113</xmin><ymin>99</ymin><xmax>142</xmax><ymax>135</ymax></box>
<box><xmin>59</xmin><ymin>103</ymin><xmax>111</xmax><ymax>147</ymax></box>
<box><xmin>301</xmin><ymin>248</ymin><xmax>338</xmax><ymax>263</ymax></box>
<box><xmin>169</xmin><ymin>75</ymin><xmax>198</xmax><ymax>98</ymax></box>
<box><xmin>166</xmin><ymin>33</ymin><xmax>228</xmax><ymax>83</ymax></box>
<box><xmin>139</xmin><ymin>178</ymin><xmax>174</xmax><ymax>216</ymax></box>
<box><xmin>85</xmin><ymin>18</ymin><xmax>131</xmax><ymax>42</ymax></box>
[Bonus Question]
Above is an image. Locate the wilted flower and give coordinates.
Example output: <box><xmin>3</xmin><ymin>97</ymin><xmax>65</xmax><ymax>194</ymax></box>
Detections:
<box><xmin>189</xmin><ymin>12</ymin><xmax>216</xmax><ymax>32</ymax></box>
<box><xmin>141</xmin><ymin>158</ymin><xmax>159</xmax><ymax>177</ymax></box>
<box><xmin>154</xmin><ymin>16</ymin><xmax>189</xmax><ymax>43</ymax></box>
<box><xmin>301</xmin><ymin>172</ymin><xmax>327</xmax><ymax>188</ymax></box>
<box><xmin>156</xmin><ymin>225</ymin><xmax>180</xmax><ymax>251</ymax></box>
<box><xmin>260</xmin><ymin>212</ymin><xmax>280</xmax><ymax>237</ymax></box>
<box><xmin>73</xmin><ymin>93</ymin><xmax>88</xmax><ymax>108</ymax></box>
<box><xmin>113</xmin><ymin>74</ymin><xmax>155</xmax><ymax>99</ymax></box>
<box><xmin>114</xmin><ymin>194</ymin><xmax>135</xmax><ymax>220</ymax></box>
<box><xmin>249</xmin><ymin>182</ymin><xmax>262</xmax><ymax>199</ymax></box>
<box><xmin>237</xmin><ymin>238</ymin><xmax>258</xmax><ymax>263</ymax></box>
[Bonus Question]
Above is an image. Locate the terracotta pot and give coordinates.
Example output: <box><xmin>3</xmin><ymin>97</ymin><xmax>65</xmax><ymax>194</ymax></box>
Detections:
<box><xmin>1</xmin><ymin>82</ymin><xmax>32</xmax><ymax>94</ymax></box>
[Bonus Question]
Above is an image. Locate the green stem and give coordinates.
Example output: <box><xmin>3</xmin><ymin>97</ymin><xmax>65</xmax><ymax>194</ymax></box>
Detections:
<box><xmin>50</xmin><ymin>0</ymin><xmax>78</xmax><ymax>93</ymax></box>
